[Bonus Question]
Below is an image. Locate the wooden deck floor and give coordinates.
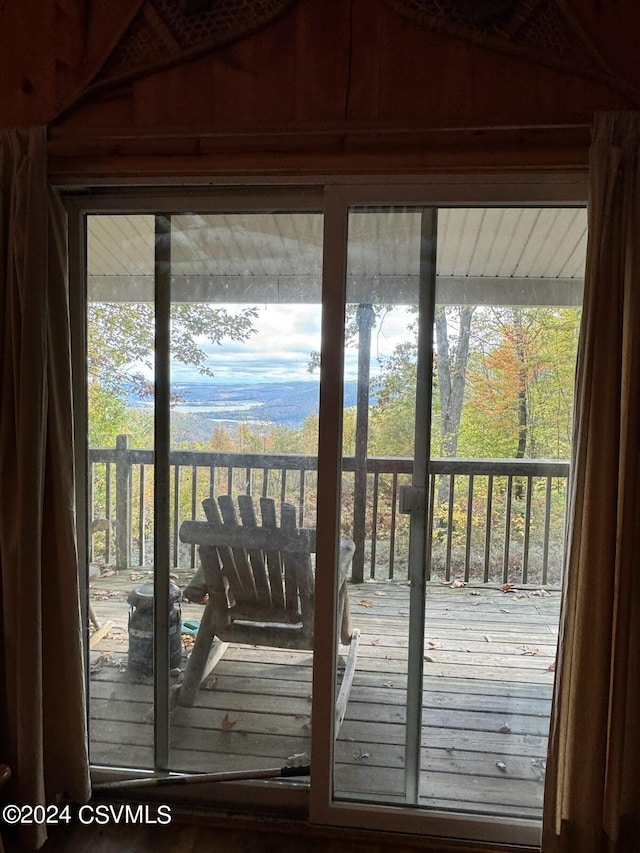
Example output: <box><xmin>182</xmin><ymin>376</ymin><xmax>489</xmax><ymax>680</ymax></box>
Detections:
<box><xmin>88</xmin><ymin>572</ymin><xmax>559</xmax><ymax>821</ymax></box>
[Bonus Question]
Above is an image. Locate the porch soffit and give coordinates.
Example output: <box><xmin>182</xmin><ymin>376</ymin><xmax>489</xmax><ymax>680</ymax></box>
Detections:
<box><xmin>87</xmin><ymin>206</ymin><xmax>586</xmax><ymax>306</ymax></box>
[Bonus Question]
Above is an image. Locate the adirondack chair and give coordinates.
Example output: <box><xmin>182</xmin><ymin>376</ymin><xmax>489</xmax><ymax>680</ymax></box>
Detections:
<box><xmin>175</xmin><ymin>495</ymin><xmax>360</xmax><ymax>733</ymax></box>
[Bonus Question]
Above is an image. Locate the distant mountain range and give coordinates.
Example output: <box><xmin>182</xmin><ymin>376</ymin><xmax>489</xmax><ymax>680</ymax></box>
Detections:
<box><xmin>127</xmin><ymin>380</ymin><xmax>373</xmax><ymax>442</ymax></box>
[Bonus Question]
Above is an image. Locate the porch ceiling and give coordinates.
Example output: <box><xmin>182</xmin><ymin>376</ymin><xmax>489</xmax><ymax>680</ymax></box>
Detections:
<box><xmin>87</xmin><ymin>207</ymin><xmax>586</xmax><ymax>306</ymax></box>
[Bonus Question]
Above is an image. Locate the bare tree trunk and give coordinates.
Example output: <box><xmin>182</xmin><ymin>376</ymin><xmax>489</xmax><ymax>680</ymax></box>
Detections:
<box><xmin>434</xmin><ymin>305</ymin><xmax>475</xmax><ymax>505</ymax></box>
<box><xmin>513</xmin><ymin>310</ymin><xmax>529</xmax><ymax>499</ymax></box>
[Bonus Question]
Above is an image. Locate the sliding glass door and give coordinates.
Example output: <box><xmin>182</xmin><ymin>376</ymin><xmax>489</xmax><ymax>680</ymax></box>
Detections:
<box><xmin>80</xmin><ymin>192</ymin><xmax>324</xmax><ymax>776</ymax></box>
<box><xmin>71</xmin><ymin>178</ymin><xmax>586</xmax><ymax>846</ymax></box>
<box><xmin>319</xmin><ymin>192</ymin><xmax>584</xmax><ymax>846</ymax></box>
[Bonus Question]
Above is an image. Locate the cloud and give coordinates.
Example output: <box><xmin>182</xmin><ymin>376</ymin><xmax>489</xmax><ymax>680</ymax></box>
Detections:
<box><xmin>168</xmin><ymin>303</ymin><xmax>415</xmax><ymax>384</ymax></box>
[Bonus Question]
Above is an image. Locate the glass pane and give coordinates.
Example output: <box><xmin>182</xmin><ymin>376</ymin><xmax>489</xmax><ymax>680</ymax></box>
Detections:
<box><xmin>331</xmin><ymin>204</ymin><xmax>586</xmax><ymax>823</ymax></box>
<box><xmin>421</xmin><ymin>207</ymin><xmax>584</xmax><ymax>819</ymax></box>
<box><xmin>167</xmin><ymin>212</ymin><xmax>323</xmax><ymax>775</ymax></box>
<box><xmin>86</xmin><ymin>213</ymin><xmax>157</xmax><ymax>768</ymax></box>
<box><xmin>334</xmin><ymin>207</ymin><xmax>421</xmax><ymax>802</ymax></box>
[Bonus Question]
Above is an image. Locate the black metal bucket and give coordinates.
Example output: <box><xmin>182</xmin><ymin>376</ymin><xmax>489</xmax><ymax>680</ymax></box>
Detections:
<box><xmin>127</xmin><ymin>581</ymin><xmax>182</xmax><ymax>675</ymax></box>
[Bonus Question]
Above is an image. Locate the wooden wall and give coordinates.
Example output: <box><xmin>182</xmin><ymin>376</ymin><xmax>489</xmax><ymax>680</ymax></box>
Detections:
<box><xmin>2</xmin><ymin>0</ymin><xmax>640</xmax><ymax>178</ymax></box>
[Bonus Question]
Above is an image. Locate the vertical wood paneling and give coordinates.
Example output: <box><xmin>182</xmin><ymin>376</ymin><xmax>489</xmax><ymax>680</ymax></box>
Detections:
<box><xmin>0</xmin><ymin>0</ymin><xmax>55</xmax><ymax>124</ymax></box>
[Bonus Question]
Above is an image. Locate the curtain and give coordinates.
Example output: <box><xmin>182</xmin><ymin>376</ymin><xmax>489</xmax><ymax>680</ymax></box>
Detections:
<box><xmin>0</xmin><ymin>128</ymin><xmax>91</xmax><ymax>849</ymax></box>
<box><xmin>543</xmin><ymin>112</ymin><xmax>640</xmax><ymax>852</ymax></box>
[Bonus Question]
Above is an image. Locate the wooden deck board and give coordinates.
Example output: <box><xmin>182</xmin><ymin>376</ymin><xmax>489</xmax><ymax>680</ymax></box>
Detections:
<box><xmin>88</xmin><ymin>573</ymin><xmax>558</xmax><ymax>819</ymax></box>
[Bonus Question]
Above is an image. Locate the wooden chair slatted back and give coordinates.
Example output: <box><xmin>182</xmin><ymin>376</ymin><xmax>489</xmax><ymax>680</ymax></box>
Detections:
<box><xmin>183</xmin><ymin>496</ymin><xmax>312</xmax><ymax>634</ymax></box>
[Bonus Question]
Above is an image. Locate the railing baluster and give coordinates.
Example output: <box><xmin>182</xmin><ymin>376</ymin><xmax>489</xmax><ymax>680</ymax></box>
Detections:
<box><xmin>115</xmin><ymin>435</ymin><xmax>131</xmax><ymax>571</ymax></box>
<box><xmin>371</xmin><ymin>471</ymin><xmax>380</xmax><ymax>579</ymax></box>
<box><xmin>104</xmin><ymin>462</ymin><xmax>112</xmax><ymax>564</ymax></box>
<box><xmin>484</xmin><ymin>474</ymin><xmax>493</xmax><ymax>584</ymax></box>
<box><xmin>542</xmin><ymin>476</ymin><xmax>552</xmax><ymax>586</ymax></box>
<box><xmin>139</xmin><ymin>465</ymin><xmax>146</xmax><ymax>566</ymax></box>
<box><xmin>523</xmin><ymin>475</ymin><xmax>533</xmax><ymax>584</ymax></box>
<box><xmin>426</xmin><ymin>472</ymin><xmax>435</xmax><ymax>582</ymax></box>
<box><xmin>503</xmin><ymin>475</ymin><xmax>513</xmax><ymax>585</ymax></box>
<box><xmin>298</xmin><ymin>470</ymin><xmax>305</xmax><ymax>527</ymax></box>
<box><xmin>173</xmin><ymin>464</ymin><xmax>180</xmax><ymax>568</ymax></box>
<box><xmin>389</xmin><ymin>472</ymin><xmax>399</xmax><ymax>581</ymax></box>
<box><xmin>190</xmin><ymin>464</ymin><xmax>198</xmax><ymax>569</ymax></box>
<box><xmin>445</xmin><ymin>474</ymin><xmax>456</xmax><ymax>582</ymax></box>
<box><xmin>88</xmin><ymin>463</ymin><xmax>95</xmax><ymax>563</ymax></box>
<box><xmin>464</xmin><ymin>474</ymin><xmax>474</xmax><ymax>583</ymax></box>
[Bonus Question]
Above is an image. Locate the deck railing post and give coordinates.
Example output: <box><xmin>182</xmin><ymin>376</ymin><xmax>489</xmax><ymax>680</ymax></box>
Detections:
<box><xmin>352</xmin><ymin>303</ymin><xmax>375</xmax><ymax>583</ymax></box>
<box><xmin>115</xmin><ymin>434</ymin><xmax>132</xmax><ymax>571</ymax></box>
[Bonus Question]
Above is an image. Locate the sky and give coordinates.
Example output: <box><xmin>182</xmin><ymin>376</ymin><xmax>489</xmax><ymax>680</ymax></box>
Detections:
<box><xmin>169</xmin><ymin>303</ymin><xmax>416</xmax><ymax>385</ymax></box>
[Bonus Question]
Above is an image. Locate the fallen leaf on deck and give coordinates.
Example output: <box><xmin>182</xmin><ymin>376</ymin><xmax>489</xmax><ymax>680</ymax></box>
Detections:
<box><xmin>484</xmin><ymin>634</ymin><xmax>492</xmax><ymax>643</ymax></box>
<box><xmin>496</xmin><ymin>761</ymin><xmax>507</xmax><ymax>772</ymax></box>
<box><xmin>530</xmin><ymin>589</ymin><xmax>551</xmax><ymax>597</ymax></box>
<box><xmin>354</xmin><ymin>750</ymin><xmax>371</xmax><ymax>761</ymax></box>
<box><xmin>129</xmin><ymin>571</ymin><xmax>142</xmax><ymax>581</ymax></box>
<box><xmin>445</xmin><ymin>746</ymin><xmax>455</xmax><ymax>753</ymax></box>
<box><xmin>530</xmin><ymin>758</ymin><xmax>546</xmax><ymax>779</ymax></box>
<box><xmin>501</xmin><ymin>583</ymin><xmax>514</xmax><ymax>593</ymax></box>
<box><xmin>424</xmin><ymin>655</ymin><xmax>436</xmax><ymax>663</ymax></box>
<box><xmin>500</xmin><ymin>608</ymin><xmax>510</xmax><ymax>614</ymax></box>
<box><xmin>371</xmin><ymin>638</ymin><xmax>381</xmax><ymax>645</ymax></box>
<box><xmin>469</xmin><ymin>590</ymin><xmax>481</xmax><ymax>596</ymax></box>
<box><xmin>499</xmin><ymin>724</ymin><xmax>511</xmax><ymax>734</ymax></box>
<box><xmin>521</xmin><ymin>645</ymin><xmax>540</xmax><ymax>655</ymax></box>
<box><xmin>374</xmin><ymin>591</ymin><xmax>387</xmax><ymax>597</ymax></box>
<box><xmin>89</xmin><ymin>653</ymin><xmax>114</xmax><ymax>674</ymax></box>
<box><xmin>221</xmin><ymin>712</ymin><xmax>237</xmax><ymax>731</ymax></box>
<box><xmin>427</xmin><ymin>641</ymin><xmax>443</xmax><ymax>649</ymax></box>
<box><xmin>287</xmin><ymin>752</ymin><xmax>309</xmax><ymax>764</ymax></box>
<box><xmin>358</xmin><ymin>599</ymin><xmax>374</xmax><ymax>608</ymax></box>
<box><xmin>450</xmin><ymin>580</ymin><xmax>465</xmax><ymax>588</ymax></box>
<box><xmin>547</xmin><ymin>660</ymin><xmax>556</xmax><ymax>672</ymax></box>
<box><xmin>384</xmin><ymin>681</ymin><xmax>394</xmax><ymax>688</ymax></box>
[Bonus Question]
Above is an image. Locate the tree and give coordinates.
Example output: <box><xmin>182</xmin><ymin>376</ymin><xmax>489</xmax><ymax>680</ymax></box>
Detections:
<box><xmin>370</xmin><ymin>340</ymin><xmax>417</xmax><ymax>457</ymax></box>
<box><xmin>434</xmin><ymin>306</ymin><xmax>476</xmax><ymax>457</ymax></box>
<box><xmin>88</xmin><ymin>301</ymin><xmax>259</xmax><ymax>399</ymax></box>
<box><xmin>460</xmin><ymin>307</ymin><xmax>579</xmax><ymax>461</ymax></box>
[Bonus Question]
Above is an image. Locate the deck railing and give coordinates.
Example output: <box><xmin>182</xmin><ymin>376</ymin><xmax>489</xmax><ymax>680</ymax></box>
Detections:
<box><xmin>88</xmin><ymin>435</ymin><xmax>569</xmax><ymax>588</ymax></box>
